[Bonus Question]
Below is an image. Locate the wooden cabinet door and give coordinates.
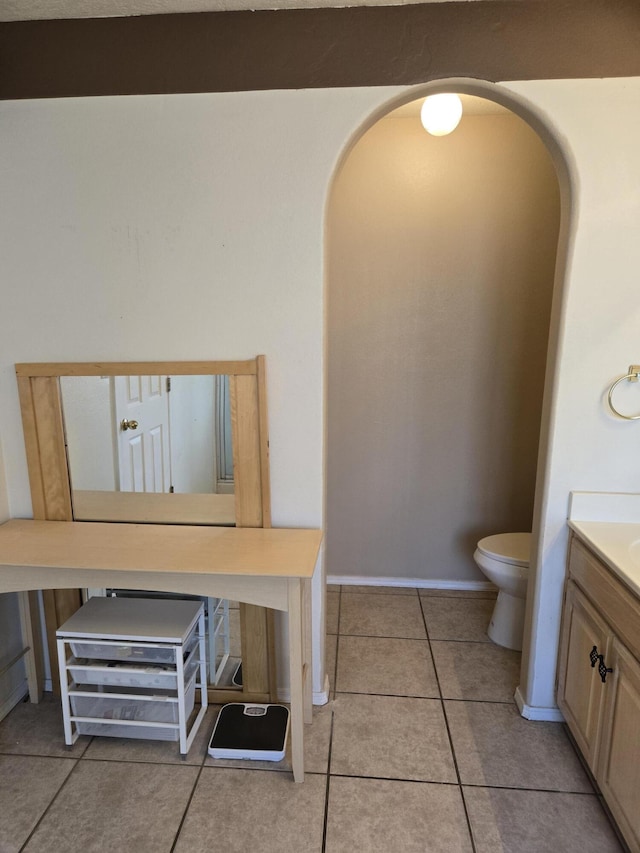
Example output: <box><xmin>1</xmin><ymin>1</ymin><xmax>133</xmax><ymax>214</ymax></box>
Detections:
<box><xmin>557</xmin><ymin>580</ymin><xmax>610</xmax><ymax>772</ymax></box>
<box><xmin>597</xmin><ymin>639</ymin><xmax>640</xmax><ymax>853</ymax></box>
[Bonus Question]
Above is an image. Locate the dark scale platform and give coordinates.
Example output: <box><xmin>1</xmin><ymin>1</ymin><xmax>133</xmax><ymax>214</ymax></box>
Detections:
<box><xmin>208</xmin><ymin>703</ymin><xmax>290</xmax><ymax>761</ymax></box>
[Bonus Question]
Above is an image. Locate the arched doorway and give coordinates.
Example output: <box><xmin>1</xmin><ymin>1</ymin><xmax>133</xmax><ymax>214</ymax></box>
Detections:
<box><xmin>324</xmin><ymin>80</ymin><xmax>573</xmax><ymax>717</ymax></box>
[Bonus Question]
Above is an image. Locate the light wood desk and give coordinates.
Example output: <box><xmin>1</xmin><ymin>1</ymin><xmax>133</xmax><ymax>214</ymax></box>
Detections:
<box><xmin>0</xmin><ymin>519</ymin><xmax>322</xmax><ymax>782</ymax></box>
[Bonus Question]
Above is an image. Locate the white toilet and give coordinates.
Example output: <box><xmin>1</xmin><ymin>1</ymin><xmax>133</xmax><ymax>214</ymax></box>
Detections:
<box><xmin>473</xmin><ymin>532</ymin><xmax>531</xmax><ymax>651</ymax></box>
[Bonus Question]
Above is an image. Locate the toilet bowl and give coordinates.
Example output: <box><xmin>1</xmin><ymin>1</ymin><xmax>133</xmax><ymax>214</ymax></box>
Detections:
<box><xmin>473</xmin><ymin>532</ymin><xmax>531</xmax><ymax>651</ymax></box>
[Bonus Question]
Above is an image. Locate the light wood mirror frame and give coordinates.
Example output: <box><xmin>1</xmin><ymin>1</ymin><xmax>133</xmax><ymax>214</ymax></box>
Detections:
<box><xmin>16</xmin><ymin>356</ymin><xmax>276</xmax><ymax>705</ymax></box>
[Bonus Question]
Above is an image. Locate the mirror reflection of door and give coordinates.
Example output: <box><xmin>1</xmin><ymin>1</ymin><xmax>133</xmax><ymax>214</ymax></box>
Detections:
<box><xmin>60</xmin><ymin>374</ymin><xmax>234</xmax><ymax>525</ymax></box>
<box><xmin>114</xmin><ymin>375</ymin><xmax>171</xmax><ymax>493</ymax></box>
<box><xmin>215</xmin><ymin>375</ymin><xmax>234</xmax><ymax>494</ymax></box>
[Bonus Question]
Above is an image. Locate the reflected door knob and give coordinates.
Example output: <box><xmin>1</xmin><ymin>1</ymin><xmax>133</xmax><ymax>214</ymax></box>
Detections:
<box><xmin>120</xmin><ymin>418</ymin><xmax>139</xmax><ymax>431</ymax></box>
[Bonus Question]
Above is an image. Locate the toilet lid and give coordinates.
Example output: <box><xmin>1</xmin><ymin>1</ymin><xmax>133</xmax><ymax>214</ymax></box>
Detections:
<box><xmin>476</xmin><ymin>533</ymin><xmax>531</xmax><ymax>567</ymax></box>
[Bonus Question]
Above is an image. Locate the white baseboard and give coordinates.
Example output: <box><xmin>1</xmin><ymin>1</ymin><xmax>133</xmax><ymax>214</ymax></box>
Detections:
<box><xmin>318</xmin><ymin>673</ymin><xmax>330</xmax><ymax>705</ymax></box>
<box><xmin>277</xmin><ymin>674</ymin><xmax>330</xmax><ymax>707</ymax></box>
<box><xmin>514</xmin><ymin>686</ymin><xmax>565</xmax><ymax>722</ymax></box>
<box><xmin>0</xmin><ymin>679</ymin><xmax>29</xmax><ymax>724</ymax></box>
<box><xmin>327</xmin><ymin>575</ymin><xmax>495</xmax><ymax>592</ymax></box>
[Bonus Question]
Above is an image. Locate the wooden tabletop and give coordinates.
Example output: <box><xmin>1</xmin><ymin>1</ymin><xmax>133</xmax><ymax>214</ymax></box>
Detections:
<box><xmin>0</xmin><ymin>519</ymin><xmax>322</xmax><ymax>579</ymax></box>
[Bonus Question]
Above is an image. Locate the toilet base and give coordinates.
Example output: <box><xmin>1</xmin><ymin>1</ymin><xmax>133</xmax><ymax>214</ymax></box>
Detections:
<box><xmin>488</xmin><ymin>591</ymin><xmax>526</xmax><ymax>651</ymax></box>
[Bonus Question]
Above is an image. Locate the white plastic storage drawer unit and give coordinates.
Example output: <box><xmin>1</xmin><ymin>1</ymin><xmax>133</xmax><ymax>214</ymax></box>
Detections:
<box><xmin>56</xmin><ymin>596</ymin><xmax>208</xmax><ymax>755</ymax></box>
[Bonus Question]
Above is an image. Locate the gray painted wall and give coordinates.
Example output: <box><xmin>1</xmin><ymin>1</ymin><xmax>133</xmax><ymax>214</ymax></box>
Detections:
<box><xmin>327</xmin><ymin>110</ymin><xmax>560</xmax><ymax>583</ymax></box>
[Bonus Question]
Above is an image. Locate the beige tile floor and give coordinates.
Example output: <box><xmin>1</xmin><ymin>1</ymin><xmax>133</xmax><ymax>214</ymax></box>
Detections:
<box><xmin>0</xmin><ymin>587</ymin><xmax>627</xmax><ymax>853</ymax></box>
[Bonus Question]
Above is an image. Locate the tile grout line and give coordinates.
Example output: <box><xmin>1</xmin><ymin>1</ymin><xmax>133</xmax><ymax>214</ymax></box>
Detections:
<box><xmin>18</xmin><ymin>750</ymin><xmax>88</xmax><ymax>852</ymax></box>
<box><xmin>319</xmin><ymin>585</ymin><xmax>341</xmax><ymax>852</ymax></box>
<box><xmin>75</xmin><ymin>754</ymin><xmax>209</xmax><ymax>769</ymax></box>
<box><xmin>320</xmin><ymin>708</ymin><xmax>336</xmax><ymax>853</ymax></box>
<box><xmin>332</xmin><ymin>689</ymin><xmax>518</xmax><ymax>705</ymax></box>
<box><xmin>324</xmin><ymin>771</ymin><xmax>602</xmax><ymax>797</ymax></box>
<box><xmin>418</xmin><ymin>592</ymin><xmax>478</xmax><ymax>853</ymax></box>
<box><xmin>336</xmin><ymin>589</ymin><xmax>495</xmax><ymax>600</ymax></box>
<box><xmin>333</xmin><ymin>585</ymin><xmax>342</xmax><ymax>698</ymax></box>
<box><xmin>168</xmin><ymin>761</ymin><xmax>207</xmax><ymax>853</ymax></box>
<box><xmin>3</xmin><ymin>750</ymin><xmax>209</xmax><ymax>770</ymax></box>
<box><xmin>328</xmin><ymin>771</ymin><xmax>460</xmax><ymax>786</ymax></box>
<box><xmin>337</xmin><ymin>631</ymin><xmax>494</xmax><ymax>644</ymax></box>
<box><xmin>169</xmin><ymin>712</ymin><xmax>218</xmax><ymax>853</ymax></box>
<box><xmin>457</xmin><ymin>781</ymin><xmax>610</xmax><ymax>796</ymax></box>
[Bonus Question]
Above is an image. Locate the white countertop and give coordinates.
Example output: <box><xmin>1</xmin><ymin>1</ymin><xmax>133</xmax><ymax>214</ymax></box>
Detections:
<box><xmin>569</xmin><ymin>518</ymin><xmax>640</xmax><ymax>599</ymax></box>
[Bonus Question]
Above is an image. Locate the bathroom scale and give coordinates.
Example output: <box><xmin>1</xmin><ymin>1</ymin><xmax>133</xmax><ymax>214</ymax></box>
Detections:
<box><xmin>208</xmin><ymin>703</ymin><xmax>290</xmax><ymax>761</ymax></box>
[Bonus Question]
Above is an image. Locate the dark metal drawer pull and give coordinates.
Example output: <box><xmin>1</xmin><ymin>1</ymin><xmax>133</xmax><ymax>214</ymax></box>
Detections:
<box><xmin>590</xmin><ymin>646</ymin><xmax>613</xmax><ymax>683</ymax></box>
<box><xmin>597</xmin><ymin>656</ymin><xmax>613</xmax><ymax>684</ymax></box>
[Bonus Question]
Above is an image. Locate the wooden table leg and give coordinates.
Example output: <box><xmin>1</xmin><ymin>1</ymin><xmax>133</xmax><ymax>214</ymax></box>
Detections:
<box><xmin>288</xmin><ymin>577</ymin><xmax>305</xmax><ymax>782</ymax></box>
<box><xmin>302</xmin><ymin>577</ymin><xmax>312</xmax><ymax>724</ymax></box>
<box><xmin>17</xmin><ymin>591</ymin><xmax>43</xmax><ymax>702</ymax></box>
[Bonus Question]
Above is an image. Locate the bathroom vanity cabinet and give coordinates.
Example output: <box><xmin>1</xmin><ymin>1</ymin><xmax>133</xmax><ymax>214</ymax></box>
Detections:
<box><xmin>557</xmin><ymin>535</ymin><xmax>640</xmax><ymax>853</ymax></box>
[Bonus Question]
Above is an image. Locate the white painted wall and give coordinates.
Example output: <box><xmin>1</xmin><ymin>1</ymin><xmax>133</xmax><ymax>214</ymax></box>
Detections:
<box><xmin>62</xmin><ymin>375</ymin><xmax>118</xmax><ymax>491</ymax></box>
<box><xmin>0</xmin><ymin>78</ymin><xmax>639</xmax><ymax>713</ymax></box>
<box><xmin>169</xmin><ymin>374</ymin><xmax>217</xmax><ymax>494</ymax></box>
<box><xmin>0</xmin><ymin>436</ymin><xmax>28</xmax><ymax>717</ymax></box>
<box><xmin>502</xmin><ymin>78</ymin><xmax>640</xmax><ymax>714</ymax></box>
<box><xmin>0</xmin><ymin>443</ymin><xmax>8</xmax><ymax>523</ymax></box>
<box><xmin>0</xmin><ymin>88</ymin><xmax>389</xmax><ymax>701</ymax></box>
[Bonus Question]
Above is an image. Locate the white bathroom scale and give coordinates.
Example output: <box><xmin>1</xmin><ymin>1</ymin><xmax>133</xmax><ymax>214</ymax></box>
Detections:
<box><xmin>208</xmin><ymin>703</ymin><xmax>290</xmax><ymax>761</ymax></box>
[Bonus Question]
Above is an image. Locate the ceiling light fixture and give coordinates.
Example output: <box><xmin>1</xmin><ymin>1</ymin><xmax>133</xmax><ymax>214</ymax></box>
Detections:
<box><xmin>420</xmin><ymin>94</ymin><xmax>463</xmax><ymax>137</ymax></box>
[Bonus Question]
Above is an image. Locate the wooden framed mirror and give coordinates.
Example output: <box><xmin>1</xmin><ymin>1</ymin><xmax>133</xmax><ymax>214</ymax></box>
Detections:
<box><xmin>16</xmin><ymin>356</ymin><xmax>275</xmax><ymax>705</ymax></box>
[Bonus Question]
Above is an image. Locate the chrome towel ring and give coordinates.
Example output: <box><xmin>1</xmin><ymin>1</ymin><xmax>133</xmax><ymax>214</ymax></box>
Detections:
<box><xmin>607</xmin><ymin>365</ymin><xmax>640</xmax><ymax>420</ymax></box>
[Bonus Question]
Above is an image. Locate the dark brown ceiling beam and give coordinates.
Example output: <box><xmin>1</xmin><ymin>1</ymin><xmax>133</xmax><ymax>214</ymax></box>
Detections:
<box><xmin>0</xmin><ymin>0</ymin><xmax>639</xmax><ymax>100</ymax></box>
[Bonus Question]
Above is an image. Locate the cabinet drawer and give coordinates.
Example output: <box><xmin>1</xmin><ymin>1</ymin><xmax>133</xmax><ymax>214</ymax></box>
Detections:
<box><xmin>568</xmin><ymin>538</ymin><xmax>640</xmax><ymax>661</ymax></box>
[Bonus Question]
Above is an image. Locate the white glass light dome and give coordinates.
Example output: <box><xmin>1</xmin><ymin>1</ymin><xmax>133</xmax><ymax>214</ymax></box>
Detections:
<box><xmin>420</xmin><ymin>94</ymin><xmax>463</xmax><ymax>136</ymax></box>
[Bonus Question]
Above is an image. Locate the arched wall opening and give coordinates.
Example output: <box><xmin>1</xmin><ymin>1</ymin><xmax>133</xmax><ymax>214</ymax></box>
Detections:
<box><xmin>324</xmin><ymin>79</ymin><xmax>574</xmax><ymax>714</ymax></box>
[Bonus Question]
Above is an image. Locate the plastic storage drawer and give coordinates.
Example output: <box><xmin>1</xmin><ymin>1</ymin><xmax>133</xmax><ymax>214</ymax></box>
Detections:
<box><xmin>70</xmin><ymin>677</ymin><xmax>196</xmax><ymax>740</ymax></box>
<box><xmin>66</xmin><ymin>656</ymin><xmax>198</xmax><ymax>691</ymax></box>
<box><xmin>69</xmin><ymin>627</ymin><xmax>197</xmax><ymax>665</ymax></box>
